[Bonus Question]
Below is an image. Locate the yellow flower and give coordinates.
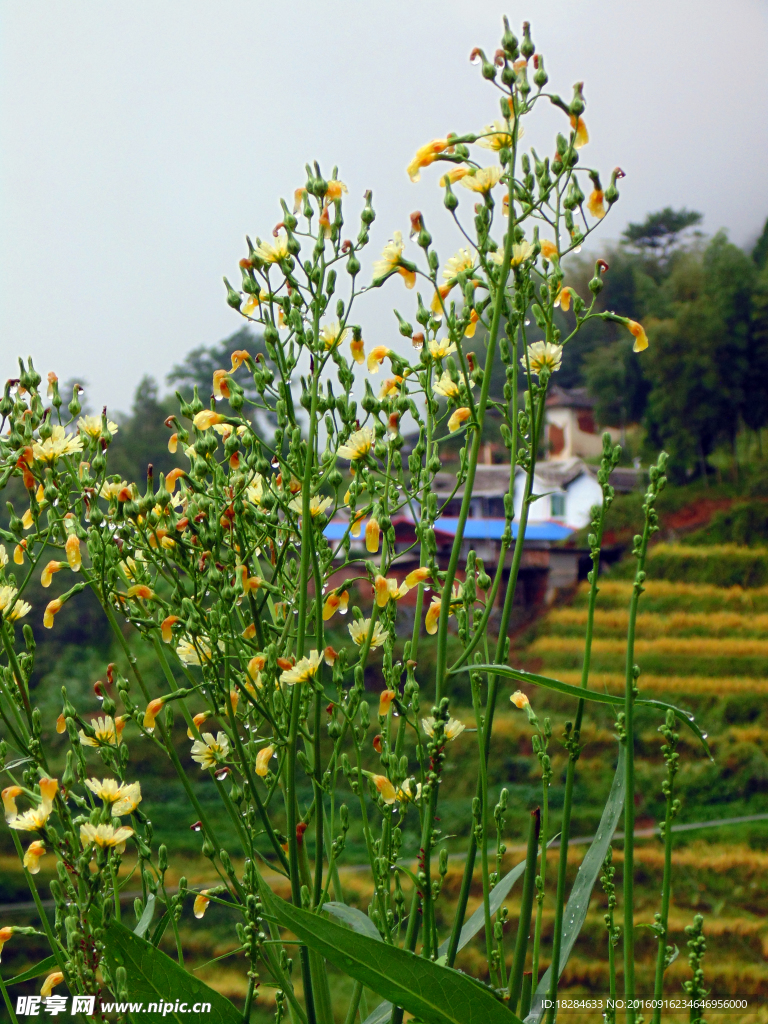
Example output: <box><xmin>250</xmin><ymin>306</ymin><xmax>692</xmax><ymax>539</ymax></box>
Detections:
<box><xmin>378</xmin><ymin>376</ymin><xmax>402</xmax><ymax>400</ymax></box>
<box><xmin>255</xmin><ymin>744</ymin><xmax>275</xmax><ymax>777</ymax></box>
<box><xmin>280</xmin><ymin>650</ymin><xmax>322</xmax><ymax>684</ymax></box>
<box><xmin>80</xmin><ymin>822</ymin><xmax>134</xmax><ymax>851</ymax></box>
<box><xmin>438</xmin><ymin>166</ymin><xmax>471</xmax><ymax>187</ymax></box>
<box><xmin>13</xmin><ymin>542</ymin><xmax>26</xmax><ymax>564</ymax></box>
<box><xmin>241</xmin><ymin>291</ymin><xmax>269</xmax><ymax>318</ymax></box>
<box><xmin>510</xmin><ymin>690</ymin><xmax>530</xmax><ymax>709</ymax></box>
<box><xmin>322</xmin><ymin>590</ymin><xmax>349</xmax><ymax>622</ymax></box>
<box><xmin>371</xmin><ymin>774</ymin><xmax>397</xmax><ymax>804</ymax></box>
<box><xmin>587</xmin><ymin>189</ymin><xmax>606</xmax><ymax>219</ymax></box>
<box><xmin>378</xmin><ymin>689</ymin><xmax>396</xmax><ymax>717</ymax></box>
<box><xmin>161</xmin><ymin>615</ymin><xmax>180</xmax><ymax>643</ymax></box>
<box><xmin>428</xmin><ymin>337</ymin><xmax>457</xmax><ymax>360</ymax></box>
<box><xmin>212</xmin><ymin>369</ymin><xmax>231</xmax><ymax>399</ymax></box>
<box><xmin>65</xmin><ymin>534</ymin><xmax>82</xmax><ymax>571</ymax></box>
<box><xmin>142</xmin><ymin>698</ymin><xmax>165</xmax><ymax>733</ymax></box>
<box><xmin>245</xmin><ymin>474</ymin><xmax>264</xmax><ymax>505</ymax></box>
<box><xmin>570</xmin><ymin>115</ymin><xmax>589</xmax><ymax>148</ymax></box>
<box><xmin>554</xmin><ymin>286</ymin><xmax>572</xmax><ymax>312</ymax></box>
<box><xmin>627</xmin><ymin>320</ymin><xmax>649</xmax><ymax>353</ymax></box>
<box><xmin>187</xmin><ymin>711</ymin><xmax>212</xmax><ymax>738</ymax></box>
<box><xmin>191</xmin><ymin>731</ymin><xmax>230</xmax><ymax>770</ymax></box>
<box><xmin>425</xmin><ymin>599</ymin><xmax>442</xmax><ymax>635</ymax></box>
<box><xmin>407</xmin><ymin>138</ymin><xmax>452</xmax><ymax>182</ymax></box>
<box><xmin>432</xmin><ymin>371</ymin><xmax>460</xmax><ymax>399</ymax></box>
<box><xmin>8</xmin><ymin>804</ymin><xmax>52</xmax><ymax>832</ymax></box>
<box><xmin>193</xmin><ymin>890</ymin><xmax>212</xmax><ymax>919</ymax></box>
<box><xmin>448</xmin><ymin>407</ymin><xmax>471</xmax><ymax>433</ymax></box>
<box><xmin>99</xmin><ymin>479</ymin><xmax>129</xmax><ymax>500</ymax></box>
<box><xmin>320</xmin><ymin>321</ymin><xmax>349</xmax><ymax>351</ymax></box>
<box><xmin>404</xmin><ymin>566</ymin><xmax>430</xmax><ymax>588</ymax></box>
<box><xmin>78</xmin><ymin>715</ymin><xmax>126</xmax><ymax>748</ymax></box>
<box><xmin>23</xmin><ymin>840</ymin><xmax>46</xmax><ymax>875</ymax></box>
<box><xmin>374</xmin><ymin>574</ymin><xmax>400</xmax><ymax>608</ymax></box>
<box><xmin>444</xmin><ymin>247</ymin><xmax>477</xmax><ymax>283</ymax></box>
<box><xmin>348</xmin><ymin>618</ymin><xmax>387</xmax><ymax>649</ymax></box>
<box><xmin>0</xmin><ymin>585</ymin><xmax>31</xmax><ymax>621</ymax></box>
<box><xmin>0</xmin><ymin>926</ymin><xmax>14</xmax><ymax>958</ymax></box>
<box><xmin>254</xmin><ymin>233</ymin><xmax>289</xmax><ymax>264</ymax></box>
<box><xmin>367</xmin><ymin>346</ymin><xmax>391</xmax><ymax>373</ymax></box>
<box><xmin>41</xmin><ymin>561</ymin><xmax>63</xmax><ymax>588</ymax></box>
<box><xmin>40</xmin><ymin>972</ymin><xmax>64</xmax><ymax>998</ymax></box>
<box><xmin>0</xmin><ymin>544</ymin><xmax>7</xmax><ymax>567</ymax></box>
<box><xmin>372</xmin><ymin>232</ymin><xmax>415</xmax><ymax>288</ymax></box>
<box><xmin>365</xmin><ymin>518</ymin><xmax>381</xmax><ymax>553</ymax></box>
<box><xmin>459</xmin><ymin>166</ymin><xmax>503</xmax><ymax>194</ymax></box>
<box><xmin>325</xmin><ymin>179</ymin><xmax>348</xmax><ymax>203</ymax></box>
<box><xmin>176</xmin><ymin>639</ymin><xmax>214</xmax><ymax>666</ymax></box>
<box><xmin>43</xmin><ymin>599</ymin><xmax>62</xmax><ymax>629</ymax></box>
<box><xmin>464</xmin><ymin>309</ymin><xmax>479</xmax><ymax>338</ymax></box>
<box><xmin>39</xmin><ymin>778</ymin><xmax>58</xmax><ymax>811</ymax></box>
<box><xmin>511</xmin><ymin>241</ymin><xmax>533</xmax><ymax>266</ymax></box>
<box><xmin>350</xmin><ymin>336</ymin><xmax>365</xmax><ymax>364</ymax></box>
<box><xmin>523</xmin><ymin>341</ymin><xmax>563</xmax><ymax>376</ymax></box>
<box><xmin>32</xmin><ymin>426</ymin><xmax>83</xmax><ymax>463</ymax></box>
<box><xmin>288</xmin><ymin>494</ymin><xmax>333</xmax><ymax>518</ymax></box>
<box><xmin>193</xmin><ymin>410</ymin><xmax>225</xmax><ymax>431</ymax></box>
<box><xmin>337</xmin><ymin>427</ymin><xmax>375</xmax><ymax>461</ymax></box>
<box><xmin>2</xmin><ymin>786</ymin><xmax>22</xmax><ymax>822</ymax></box>
<box><xmin>477</xmin><ymin>119</ymin><xmax>519</xmax><ymax>151</ymax></box>
<box><xmin>350</xmin><ymin>510</ymin><xmax>365</xmax><ymax>537</ymax></box>
<box><xmin>230</xmin><ymin>348</ymin><xmax>251</xmax><ymax>370</ymax></box>
<box><xmin>84</xmin><ymin>778</ymin><xmax>142</xmax><ymax>816</ymax></box>
<box><xmin>78</xmin><ymin>415</ymin><xmax>118</xmax><ymax>438</ymax></box>
<box><xmin>127</xmin><ymin>584</ymin><xmax>155</xmax><ymax>601</ymax></box>
<box><xmin>540</xmin><ymin>239</ymin><xmax>558</xmax><ymax>260</ymax></box>
<box><xmin>421</xmin><ymin>716</ymin><xmax>466</xmax><ymax>741</ymax></box>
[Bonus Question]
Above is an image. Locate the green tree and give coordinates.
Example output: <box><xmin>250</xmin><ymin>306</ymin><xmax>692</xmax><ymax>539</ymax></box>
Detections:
<box><xmin>622</xmin><ymin>207</ymin><xmax>703</xmax><ymax>263</ymax></box>
<box><xmin>643</xmin><ymin>233</ymin><xmax>758</xmax><ymax>479</ymax></box>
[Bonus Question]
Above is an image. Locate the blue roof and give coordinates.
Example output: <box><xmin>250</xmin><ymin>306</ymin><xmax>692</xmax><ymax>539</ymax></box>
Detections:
<box><xmin>323</xmin><ymin>517</ymin><xmax>574</xmax><ymax>543</ymax></box>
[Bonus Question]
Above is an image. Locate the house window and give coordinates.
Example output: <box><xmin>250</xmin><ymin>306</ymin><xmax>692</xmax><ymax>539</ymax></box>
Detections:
<box><xmin>550</xmin><ymin>493</ymin><xmax>566</xmax><ymax>519</ymax></box>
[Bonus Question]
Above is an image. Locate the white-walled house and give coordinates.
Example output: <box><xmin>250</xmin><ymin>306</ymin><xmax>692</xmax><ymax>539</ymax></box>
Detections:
<box><xmin>513</xmin><ymin>457</ymin><xmax>603</xmax><ymax>531</ymax></box>
<box><xmin>545</xmin><ymin>385</ymin><xmax>621</xmax><ymax>461</ymax></box>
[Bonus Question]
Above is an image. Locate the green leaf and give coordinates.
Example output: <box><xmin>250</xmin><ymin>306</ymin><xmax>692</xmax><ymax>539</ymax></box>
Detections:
<box><xmin>323</xmin><ymin>902</ymin><xmax>383</xmax><ymax>942</ymax></box>
<box><xmin>102</xmin><ymin>921</ymin><xmax>242</xmax><ymax>1024</ymax></box>
<box><xmin>133</xmin><ymin>893</ymin><xmax>156</xmax><ymax>938</ymax></box>
<box><xmin>524</xmin><ymin>745</ymin><xmax>626</xmax><ymax>1024</ymax></box>
<box><xmin>363</xmin><ymin>848</ymin><xmax>537</xmax><ymax>1024</ymax></box>
<box><xmin>267</xmin><ymin>894</ymin><xmax>521</xmax><ymax>1024</ymax></box>
<box><xmin>462</xmin><ymin>664</ymin><xmax>713</xmax><ymax>757</ymax></box>
<box><xmin>5</xmin><ymin>955</ymin><xmax>58</xmax><ymax>985</ymax></box>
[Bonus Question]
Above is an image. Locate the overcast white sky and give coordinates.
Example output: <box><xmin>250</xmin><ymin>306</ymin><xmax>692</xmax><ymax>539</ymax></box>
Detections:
<box><xmin>2</xmin><ymin>0</ymin><xmax>767</xmax><ymax>413</ymax></box>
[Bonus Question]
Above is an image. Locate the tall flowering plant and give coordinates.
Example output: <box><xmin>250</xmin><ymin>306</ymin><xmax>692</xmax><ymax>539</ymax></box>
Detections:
<box><xmin>0</xmin><ymin>17</ymin><xmax>710</xmax><ymax>1024</ymax></box>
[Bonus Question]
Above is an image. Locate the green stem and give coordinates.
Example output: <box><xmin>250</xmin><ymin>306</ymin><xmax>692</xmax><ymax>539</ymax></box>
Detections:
<box><xmin>509</xmin><ymin>807</ymin><xmax>540</xmax><ymax>1012</ymax></box>
<box><xmin>623</xmin><ymin>518</ymin><xmax>654</xmax><ymax>1023</ymax></box>
<box><xmin>0</xmin><ymin>971</ymin><xmax>20</xmax><ymax>1024</ymax></box>
<box><xmin>530</xmin><ymin>784</ymin><xmax>548</xmax><ymax>986</ymax></box>
<box><xmin>343</xmin><ymin>981</ymin><xmax>363</xmax><ymax>1024</ymax></box>
<box><xmin>470</xmin><ymin>674</ymin><xmax>495</xmax><ymax>981</ymax></box>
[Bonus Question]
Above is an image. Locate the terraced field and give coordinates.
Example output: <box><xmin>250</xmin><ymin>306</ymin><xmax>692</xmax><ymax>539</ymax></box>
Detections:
<box><xmin>515</xmin><ymin>570</ymin><xmax>768</xmax><ymax>1002</ymax></box>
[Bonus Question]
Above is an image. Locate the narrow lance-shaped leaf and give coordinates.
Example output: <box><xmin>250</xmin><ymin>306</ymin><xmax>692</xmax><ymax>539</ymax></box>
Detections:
<box><xmin>461</xmin><ymin>665</ymin><xmax>712</xmax><ymax>758</ymax></box>
<box><xmin>266</xmin><ymin>893</ymin><xmax>521</xmax><ymax>1024</ymax></box>
<box><xmin>102</xmin><ymin>921</ymin><xmax>242</xmax><ymax>1024</ymax></box>
<box><xmin>524</xmin><ymin>745</ymin><xmax>626</xmax><ymax>1024</ymax></box>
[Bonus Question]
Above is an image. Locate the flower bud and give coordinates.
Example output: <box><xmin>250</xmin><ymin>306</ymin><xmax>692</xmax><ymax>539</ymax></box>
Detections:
<box><xmin>520</xmin><ymin>20</ymin><xmax>535</xmax><ymax>58</ymax></box>
<box><xmin>223</xmin><ymin>277</ymin><xmax>242</xmax><ymax>311</ymax></box>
